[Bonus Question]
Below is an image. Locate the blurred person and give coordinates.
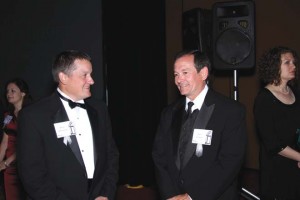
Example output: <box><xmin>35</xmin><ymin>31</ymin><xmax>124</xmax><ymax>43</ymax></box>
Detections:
<box><xmin>17</xmin><ymin>50</ymin><xmax>119</xmax><ymax>200</ymax></box>
<box><xmin>0</xmin><ymin>99</ymin><xmax>4</xmax><ymax>131</ymax></box>
<box><xmin>0</xmin><ymin>78</ymin><xmax>32</xmax><ymax>199</ymax></box>
<box><xmin>0</xmin><ymin>99</ymin><xmax>4</xmax><ymax>199</ymax></box>
<box><xmin>152</xmin><ymin>50</ymin><xmax>247</xmax><ymax>200</ymax></box>
<box><xmin>254</xmin><ymin>46</ymin><xmax>300</xmax><ymax>200</ymax></box>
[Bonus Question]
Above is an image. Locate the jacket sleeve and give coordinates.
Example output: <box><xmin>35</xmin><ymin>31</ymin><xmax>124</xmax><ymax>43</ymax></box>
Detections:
<box><xmin>17</xmin><ymin>109</ymin><xmax>70</xmax><ymax>200</ymax></box>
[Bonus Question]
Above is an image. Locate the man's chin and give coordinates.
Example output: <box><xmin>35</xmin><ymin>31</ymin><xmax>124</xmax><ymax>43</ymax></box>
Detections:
<box><xmin>83</xmin><ymin>92</ymin><xmax>92</xmax><ymax>99</ymax></box>
<box><xmin>179</xmin><ymin>90</ymin><xmax>187</xmax><ymax>96</ymax></box>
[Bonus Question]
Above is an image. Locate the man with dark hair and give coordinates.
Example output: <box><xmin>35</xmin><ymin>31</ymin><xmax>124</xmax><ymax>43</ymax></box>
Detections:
<box><xmin>18</xmin><ymin>50</ymin><xmax>119</xmax><ymax>200</ymax></box>
<box><xmin>152</xmin><ymin>50</ymin><xmax>247</xmax><ymax>200</ymax></box>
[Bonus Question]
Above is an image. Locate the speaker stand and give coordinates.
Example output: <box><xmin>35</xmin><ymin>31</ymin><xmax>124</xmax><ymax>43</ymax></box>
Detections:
<box><xmin>234</xmin><ymin>70</ymin><xmax>238</xmax><ymax>101</ymax></box>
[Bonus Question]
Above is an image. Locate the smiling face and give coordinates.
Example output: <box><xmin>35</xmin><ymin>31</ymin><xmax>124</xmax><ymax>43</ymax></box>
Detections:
<box><xmin>174</xmin><ymin>54</ymin><xmax>208</xmax><ymax>100</ymax></box>
<box><xmin>59</xmin><ymin>59</ymin><xmax>94</xmax><ymax>101</ymax></box>
<box><xmin>6</xmin><ymin>83</ymin><xmax>25</xmax><ymax>107</ymax></box>
<box><xmin>280</xmin><ymin>52</ymin><xmax>296</xmax><ymax>83</ymax></box>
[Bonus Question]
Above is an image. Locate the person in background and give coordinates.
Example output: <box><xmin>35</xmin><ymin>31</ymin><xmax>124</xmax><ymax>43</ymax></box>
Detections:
<box><xmin>254</xmin><ymin>46</ymin><xmax>300</xmax><ymax>200</ymax></box>
<box><xmin>0</xmin><ymin>99</ymin><xmax>4</xmax><ymax>131</ymax></box>
<box><xmin>152</xmin><ymin>50</ymin><xmax>247</xmax><ymax>200</ymax></box>
<box><xmin>0</xmin><ymin>99</ymin><xmax>4</xmax><ymax>199</ymax></box>
<box><xmin>0</xmin><ymin>78</ymin><xmax>32</xmax><ymax>200</ymax></box>
<box><xmin>17</xmin><ymin>50</ymin><xmax>119</xmax><ymax>200</ymax></box>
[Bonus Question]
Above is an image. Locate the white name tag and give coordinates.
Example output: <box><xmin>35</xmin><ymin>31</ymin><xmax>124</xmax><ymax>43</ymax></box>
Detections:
<box><xmin>192</xmin><ymin>129</ymin><xmax>213</xmax><ymax>145</ymax></box>
<box><xmin>3</xmin><ymin>115</ymin><xmax>13</xmax><ymax>126</ymax></box>
<box><xmin>54</xmin><ymin>121</ymin><xmax>76</xmax><ymax>138</ymax></box>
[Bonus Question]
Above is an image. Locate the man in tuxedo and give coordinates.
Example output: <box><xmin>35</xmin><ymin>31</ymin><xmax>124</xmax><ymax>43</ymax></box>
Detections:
<box><xmin>152</xmin><ymin>50</ymin><xmax>247</xmax><ymax>200</ymax></box>
<box><xmin>17</xmin><ymin>50</ymin><xmax>119</xmax><ymax>200</ymax></box>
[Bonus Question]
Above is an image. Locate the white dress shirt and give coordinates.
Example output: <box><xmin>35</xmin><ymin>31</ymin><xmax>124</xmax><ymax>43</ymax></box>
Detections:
<box><xmin>185</xmin><ymin>84</ymin><xmax>209</xmax><ymax>112</ymax></box>
<box><xmin>57</xmin><ymin>88</ymin><xmax>95</xmax><ymax>178</ymax></box>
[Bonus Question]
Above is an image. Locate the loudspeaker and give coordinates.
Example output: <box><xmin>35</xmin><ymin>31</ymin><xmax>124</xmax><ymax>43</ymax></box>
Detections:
<box><xmin>182</xmin><ymin>8</ymin><xmax>212</xmax><ymax>55</ymax></box>
<box><xmin>212</xmin><ymin>1</ymin><xmax>255</xmax><ymax>70</ymax></box>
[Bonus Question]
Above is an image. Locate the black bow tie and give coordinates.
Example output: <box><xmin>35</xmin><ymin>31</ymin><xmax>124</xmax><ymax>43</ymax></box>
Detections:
<box><xmin>57</xmin><ymin>92</ymin><xmax>86</xmax><ymax>109</ymax></box>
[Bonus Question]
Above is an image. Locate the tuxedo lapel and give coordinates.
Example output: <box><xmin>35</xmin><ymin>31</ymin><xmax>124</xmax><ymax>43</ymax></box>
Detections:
<box><xmin>193</xmin><ymin>103</ymin><xmax>215</xmax><ymax>131</ymax></box>
<box><xmin>52</xmin><ymin>95</ymin><xmax>85</xmax><ymax>169</ymax></box>
<box><xmin>182</xmin><ymin>101</ymin><xmax>215</xmax><ymax>168</ymax></box>
<box><xmin>53</xmin><ymin>105</ymin><xmax>69</xmax><ymax>122</ymax></box>
<box><xmin>171</xmin><ymin>99</ymin><xmax>186</xmax><ymax>156</ymax></box>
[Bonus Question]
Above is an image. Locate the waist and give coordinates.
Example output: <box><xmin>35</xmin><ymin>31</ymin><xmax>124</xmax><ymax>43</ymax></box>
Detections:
<box><xmin>87</xmin><ymin>178</ymin><xmax>93</xmax><ymax>191</ymax></box>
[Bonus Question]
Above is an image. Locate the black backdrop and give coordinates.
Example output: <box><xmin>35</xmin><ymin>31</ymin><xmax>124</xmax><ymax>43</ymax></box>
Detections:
<box><xmin>103</xmin><ymin>1</ymin><xmax>167</xmax><ymax>186</ymax></box>
<box><xmin>0</xmin><ymin>0</ymin><xmax>105</xmax><ymax>101</ymax></box>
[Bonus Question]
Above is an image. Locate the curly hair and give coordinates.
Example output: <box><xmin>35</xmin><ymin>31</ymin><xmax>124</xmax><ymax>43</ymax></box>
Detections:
<box><xmin>258</xmin><ymin>46</ymin><xmax>298</xmax><ymax>86</ymax></box>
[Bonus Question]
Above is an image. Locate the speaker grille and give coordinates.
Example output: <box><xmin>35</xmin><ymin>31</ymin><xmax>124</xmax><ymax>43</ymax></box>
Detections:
<box><xmin>212</xmin><ymin>1</ymin><xmax>255</xmax><ymax>70</ymax></box>
<box><xmin>216</xmin><ymin>28</ymin><xmax>251</xmax><ymax>65</ymax></box>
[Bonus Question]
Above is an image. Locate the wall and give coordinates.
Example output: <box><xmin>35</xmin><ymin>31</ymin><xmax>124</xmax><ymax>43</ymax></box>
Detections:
<box><xmin>0</xmin><ymin>0</ymin><xmax>105</xmax><ymax>102</ymax></box>
<box><xmin>166</xmin><ymin>0</ymin><xmax>300</xmax><ymax>169</ymax></box>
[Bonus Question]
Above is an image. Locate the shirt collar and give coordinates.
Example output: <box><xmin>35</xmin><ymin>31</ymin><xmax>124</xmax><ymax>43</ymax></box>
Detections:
<box><xmin>57</xmin><ymin>88</ymin><xmax>84</xmax><ymax>103</ymax></box>
<box><xmin>185</xmin><ymin>84</ymin><xmax>209</xmax><ymax>112</ymax></box>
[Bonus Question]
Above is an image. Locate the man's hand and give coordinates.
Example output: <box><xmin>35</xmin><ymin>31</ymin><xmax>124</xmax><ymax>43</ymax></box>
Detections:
<box><xmin>167</xmin><ymin>193</ymin><xmax>190</xmax><ymax>200</ymax></box>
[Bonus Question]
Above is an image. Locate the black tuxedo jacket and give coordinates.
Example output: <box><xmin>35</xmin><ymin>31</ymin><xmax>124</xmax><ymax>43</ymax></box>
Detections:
<box><xmin>17</xmin><ymin>92</ymin><xmax>119</xmax><ymax>200</ymax></box>
<box><xmin>152</xmin><ymin>89</ymin><xmax>247</xmax><ymax>200</ymax></box>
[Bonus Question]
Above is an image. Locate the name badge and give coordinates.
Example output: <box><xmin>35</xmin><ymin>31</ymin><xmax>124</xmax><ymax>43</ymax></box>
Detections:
<box><xmin>192</xmin><ymin>129</ymin><xmax>213</xmax><ymax>145</ymax></box>
<box><xmin>3</xmin><ymin>115</ymin><xmax>13</xmax><ymax>126</ymax></box>
<box><xmin>54</xmin><ymin>121</ymin><xmax>76</xmax><ymax>138</ymax></box>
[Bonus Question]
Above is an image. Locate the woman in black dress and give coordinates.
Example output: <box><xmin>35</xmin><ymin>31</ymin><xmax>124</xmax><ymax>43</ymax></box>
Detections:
<box><xmin>254</xmin><ymin>46</ymin><xmax>300</xmax><ymax>200</ymax></box>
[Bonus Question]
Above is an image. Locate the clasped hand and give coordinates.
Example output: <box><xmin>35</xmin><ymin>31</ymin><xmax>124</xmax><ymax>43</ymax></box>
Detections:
<box><xmin>167</xmin><ymin>193</ymin><xmax>191</xmax><ymax>200</ymax></box>
<box><xmin>0</xmin><ymin>161</ymin><xmax>7</xmax><ymax>171</ymax></box>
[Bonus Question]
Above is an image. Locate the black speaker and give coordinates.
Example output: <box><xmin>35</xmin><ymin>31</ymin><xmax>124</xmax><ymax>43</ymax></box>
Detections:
<box><xmin>182</xmin><ymin>8</ymin><xmax>212</xmax><ymax>55</ymax></box>
<box><xmin>212</xmin><ymin>1</ymin><xmax>255</xmax><ymax>70</ymax></box>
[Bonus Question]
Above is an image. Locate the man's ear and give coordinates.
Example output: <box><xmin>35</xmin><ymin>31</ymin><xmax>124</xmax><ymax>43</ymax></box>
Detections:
<box><xmin>200</xmin><ymin>66</ymin><xmax>209</xmax><ymax>81</ymax></box>
<box><xmin>58</xmin><ymin>72</ymin><xmax>68</xmax><ymax>85</ymax></box>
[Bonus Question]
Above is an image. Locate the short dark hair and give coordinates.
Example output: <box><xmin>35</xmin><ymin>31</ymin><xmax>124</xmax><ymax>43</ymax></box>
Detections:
<box><xmin>52</xmin><ymin>50</ymin><xmax>91</xmax><ymax>83</ymax></box>
<box><xmin>258</xmin><ymin>46</ymin><xmax>298</xmax><ymax>86</ymax></box>
<box><xmin>174</xmin><ymin>49</ymin><xmax>211</xmax><ymax>73</ymax></box>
